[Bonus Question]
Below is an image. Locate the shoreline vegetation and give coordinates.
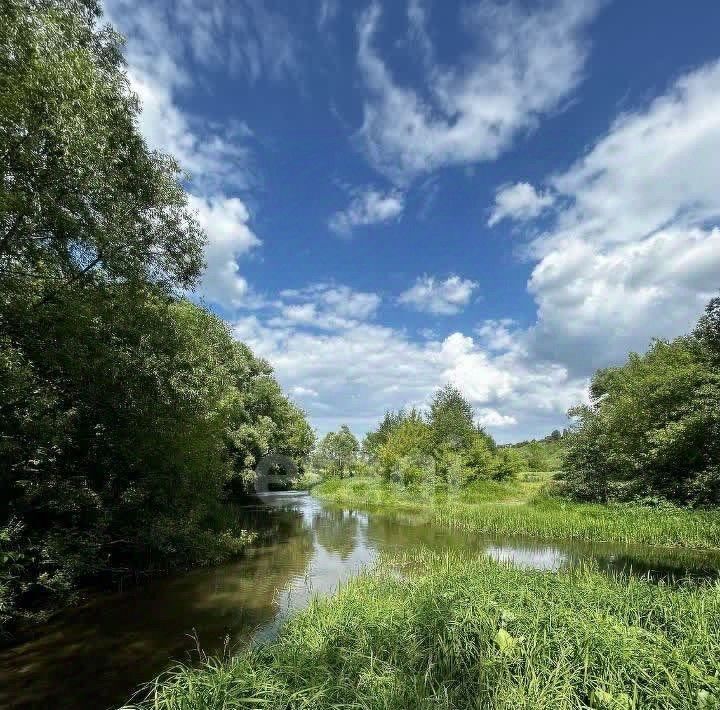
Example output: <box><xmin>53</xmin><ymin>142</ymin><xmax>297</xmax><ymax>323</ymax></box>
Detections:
<box><xmin>127</xmin><ymin>550</ymin><xmax>720</xmax><ymax>710</ymax></box>
<box><xmin>312</xmin><ymin>477</ymin><xmax>720</xmax><ymax>550</ymax></box>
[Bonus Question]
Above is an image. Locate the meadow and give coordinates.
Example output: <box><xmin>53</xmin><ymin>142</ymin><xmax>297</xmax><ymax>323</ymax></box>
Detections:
<box><xmin>314</xmin><ymin>476</ymin><xmax>720</xmax><ymax>550</ymax></box>
<box><xmin>128</xmin><ymin>550</ymin><xmax>720</xmax><ymax>710</ymax></box>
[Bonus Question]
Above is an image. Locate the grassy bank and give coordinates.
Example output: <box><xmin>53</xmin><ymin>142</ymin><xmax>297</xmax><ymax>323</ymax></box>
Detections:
<box><xmin>128</xmin><ymin>551</ymin><xmax>720</xmax><ymax>709</ymax></box>
<box><xmin>313</xmin><ymin>477</ymin><xmax>720</xmax><ymax>550</ymax></box>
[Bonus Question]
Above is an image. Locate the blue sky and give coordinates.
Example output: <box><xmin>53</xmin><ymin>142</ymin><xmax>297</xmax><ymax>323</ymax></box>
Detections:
<box><xmin>104</xmin><ymin>0</ymin><xmax>720</xmax><ymax>442</ymax></box>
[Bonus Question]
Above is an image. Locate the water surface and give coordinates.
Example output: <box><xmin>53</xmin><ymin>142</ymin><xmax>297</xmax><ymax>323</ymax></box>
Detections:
<box><xmin>1</xmin><ymin>492</ymin><xmax>718</xmax><ymax>709</ymax></box>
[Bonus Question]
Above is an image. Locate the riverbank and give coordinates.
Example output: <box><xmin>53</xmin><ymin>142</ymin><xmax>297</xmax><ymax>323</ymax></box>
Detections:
<box><xmin>127</xmin><ymin>550</ymin><xmax>720</xmax><ymax>709</ymax></box>
<box><xmin>313</xmin><ymin>477</ymin><xmax>720</xmax><ymax>550</ymax></box>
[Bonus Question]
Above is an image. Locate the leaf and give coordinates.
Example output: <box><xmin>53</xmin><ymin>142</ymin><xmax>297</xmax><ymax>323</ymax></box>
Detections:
<box><xmin>494</xmin><ymin>628</ymin><xmax>517</xmax><ymax>654</ymax></box>
<box><xmin>590</xmin><ymin>689</ymin><xmax>632</xmax><ymax>709</ymax></box>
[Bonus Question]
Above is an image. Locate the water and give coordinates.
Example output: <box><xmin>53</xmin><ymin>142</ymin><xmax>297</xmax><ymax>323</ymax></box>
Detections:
<box><xmin>1</xmin><ymin>491</ymin><xmax>718</xmax><ymax>709</ymax></box>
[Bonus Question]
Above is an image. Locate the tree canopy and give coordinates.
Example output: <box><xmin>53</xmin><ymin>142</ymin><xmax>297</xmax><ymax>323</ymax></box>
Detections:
<box><xmin>563</xmin><ymin>298</ymin><xmax>720</xmax><ymax>505</ymax></box>
<box><xmin>0</xmin><ymin>0</ymin><xmax>312</xmax><ymax>630</ymax></box>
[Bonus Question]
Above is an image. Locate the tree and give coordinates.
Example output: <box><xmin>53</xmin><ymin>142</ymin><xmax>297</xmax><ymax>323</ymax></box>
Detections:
<box><xmin>462</xmin><ymin>433</ymin><xmax>495</xmax><ymax>483</ymax></box>
<box><xmin>313</xmin><ymin>426</ymin><xmax>360</xmax><ymax>478</ymax></box>
<box><xmin>378</xmin><ymin>417</ymin><xmax>432</xmax><ymax>485</ymax></box>
<box><xmin>564</xmin><ymin>299</ymin><xmax>720</xmax><ymax>505</ymax></box>
<box><xmin>0</xmin><ymin>0</ymin><xmax>313</xmax><ymax>629</ymax></box>
<box><xmin>361</xmin><ymin>409</ymin><xmax>407</xmax><ymax>464</ymax></box>
<box><xmin>428</xmin><ymin>385</ymin><xmax>476</xmax><ymax>452</ymax></box>
<box><xmin>526</xmin><ymin>442</ymin><xmax>549</xmax><ymax>472</ymax></box>
<box><xmin>0</xmin><ymin>0</ymin><xmax>204</xmax><ymax>309</ymax></box>
<box><xmin>491</xmin><ymin>448</ymin><xmax>523</xmax><ymax>481</ymax></box>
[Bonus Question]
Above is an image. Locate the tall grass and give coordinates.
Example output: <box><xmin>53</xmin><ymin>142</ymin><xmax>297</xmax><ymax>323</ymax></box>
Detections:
<box><xmin>314</xmin><ymin>477</ymin><xmax>720</xmax><ymax>550</ymax></box>
<box><xmin>126</xmin><ymin>551</ymin><xmax>720</xmax><ymax>709</ymax></box>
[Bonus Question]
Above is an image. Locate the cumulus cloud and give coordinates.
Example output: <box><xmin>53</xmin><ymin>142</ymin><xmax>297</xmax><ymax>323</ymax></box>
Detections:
<box><xmin>232</xmin><ymin>313</ymin><xmax>585</xmax><ymax>440</ymax></box>
<box><xmin>239</xmin><ymin>60</ymin><xmax>720</xmax><ymax>440</ymax></box>
<box><xmin>475</xmin><ymin>409</ymin><xmax>518</xmax><ymax>428</ymax></box>
<box><xmin>357</xmin><ymin>0</ymin><xmax>601</xmax><ymax>182</ymax></box>
<box><xmin>328</xmin><ymin>188</ymin><xmax>404</xmax><ymax>235</ymax></box>
<box><xmin>188</xmin><ymin>195</ymin><xmax>262</xmax><ymax>308</ymax></box>
<box><xmin>524</xmin><ymin>59</ymin><xmax>720</xmax><ymax>372</ymax></box>
<box><xmin>268</xmin><ymin>284</ymin><xmax>382</xmax><ymax>330</ymax></box>
<box><xmin>103</xmin><ymin>0</ymin><xmax>263</xmax><ymax>309</ymax></box>
<box><xmin>488</xmin><ymin>182</ymin><xmax>555</xmax><ymax>226</ymax></box>
<box><xmin>399</xmin><ymin>276</ymin><xmax>478</xmax><ymax>315</ymax></box>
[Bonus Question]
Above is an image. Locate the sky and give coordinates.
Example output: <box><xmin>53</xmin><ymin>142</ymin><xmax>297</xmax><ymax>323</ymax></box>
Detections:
<box><xmin>103</xmin><ymin>0</ymin><xmax>720</xmax><ymax>442</ymax></box>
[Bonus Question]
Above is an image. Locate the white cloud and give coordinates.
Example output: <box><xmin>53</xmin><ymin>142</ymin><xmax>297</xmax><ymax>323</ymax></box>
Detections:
<box><xmin>488</xmin><ymin>182</ymin><xmax>555</xmax><ymax>227</ymax></box>
<box><xmin>317</xmin><ymin>0</ymin><xmax>339</xmax><ymax>30</ymax></box>
<box><xmin>524</xmin><ymin>60</ymin><xmax>720</xmax><ymax>372</ymax></box>
<box><xmin>475</xmin><ymin>409</ymin><xmax>517</xmax><ymax>428</ymax></box>
<box><xmin>357</xmin><ymin>0</ymin><xmax>601</xmax><ymax>182</ymax></box>
<box><xmin>292</xmin><ymin>386</ymin><xmax>319</xmax><ymax>398</ymax></box>
<box><xmin>105</xmin><ymin>0</ymin><xmax>298</xmax><ymax>85</ymax></box>
<box><xmin>103</xmin><ymin>0</ymin><xmax>263</xmax><ymax>310</ymax></box>
<box><xmin>232</xmin><ymin>313</ymin><xmax>585</xmax><ymax>440</ymax></box>
<box><xmin>328</xmin><ymin>188</ymin><xmax>404</xmax><ymax>235</ymax></box>
<box><xmin>188</xmin><ymin>195</ymin><xmax>262</xmax><ymax>308</ymax></box>
<box><xmin>399</xmin><ymin>276</ymin><xmax>478</xmax><ymax>315</ymax></box>
<box><xmin>269</xmin><ymin>284</ymin><xmax>381</xmax><ymax>330</ymax></box>
<box><xmin>236</xmin><ymin>61</ymin><xmax>720</xmax><ymax>440</ymax></box>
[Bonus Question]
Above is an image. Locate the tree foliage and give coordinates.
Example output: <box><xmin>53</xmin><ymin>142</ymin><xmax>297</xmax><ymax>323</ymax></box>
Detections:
<box><xmin>0</xmin><ymin>0</ymin><xmax>312</xmax><ymax>629</ymax></box>
<box><xmin>564</xmin><ymin>299</ymin><xmax>720</xmax><ymax>505</ymax></box>
<box><xmin>358</xmin><ymin>386</ymin><xmax>516</xmax><ymax>488</ymax></box>
<box><xmin>312</xmin><ymin>425</ymin><xmax>360</xmax><ymax>478</ymax></box>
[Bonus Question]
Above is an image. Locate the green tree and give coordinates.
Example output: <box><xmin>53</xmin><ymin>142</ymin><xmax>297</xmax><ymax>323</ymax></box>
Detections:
<box><xmin>0</xmin><ymin>0</ymin><xmax>313</xmax><ymax>629</ymax></box>
<box><xmin>462</xmin><ymin>433</ymin><xmax>496</xmax><ymax>483</ymax></box>
<box><xmin>564</xmin><ymin>299</ymin><xmax>720</xmax><ymax>505</ymax></box>
<box><xmin>428</xmin><ymin>384</ymin><xmax>476</xmax><ymax>452</ymax></box>
<box><xmin>491</xmin><ymin>448</ymin><xmax>523</xmax><ymax>481</ymax></box>
<box><xmin>526</xmin><ymin>442</ymin><xmax>549</xmax><ymax>472</ymax></box>
<box><xmin>361</xmin><ymin>409</ymin><xmax>408</xmax><ymax>465</ymax></box>
<box><xmin>313</xmin><ymin>426</ymin><xmax>360</xmax><ymax>478</ymax></box>
<box><xmin>378</xmin><ymin>416</ymin><xmax>433</xmax><ymax>485</ymax></box>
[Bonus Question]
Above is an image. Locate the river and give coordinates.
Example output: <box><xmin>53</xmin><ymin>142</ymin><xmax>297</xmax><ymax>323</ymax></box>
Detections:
<box><xmin>2</xmin><ymin>492</ymin><xmax>719</xmax><ymax>709</ymax></box>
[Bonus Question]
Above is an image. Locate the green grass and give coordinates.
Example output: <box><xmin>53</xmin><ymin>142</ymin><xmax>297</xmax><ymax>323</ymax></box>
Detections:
<box><xmin>127</xmin><ymin>551</ymin><xmax>720</xmax><ymax>709</ymax></box>
<box><xmin>313</xmin><ymin>477</ymin><xmax>720</xmax><ymax>550</ymax></box>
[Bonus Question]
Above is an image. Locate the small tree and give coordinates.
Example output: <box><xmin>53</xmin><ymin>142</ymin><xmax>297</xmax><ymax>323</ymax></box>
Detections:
<box><xmin>491</xmin><ymin>449</ymin><xmax>523</xmax><ymax>481</ymax></box>
<box><xmin>378</xmin><ymin>417</ymin><xmax>432</xmax><ymax>485</ymax></box>
<box><xmin>313</xmin><ymin>425</ymin><xmax>360</xmax><ymax>478</ymax></box>
<box><xmin>429</xmin><ymin>384</ymin><xmax>476</xmax><ymax>452</ymax></box>
<box><xmin>526</xmin><ymin>442</ymin><xmax>549</xmax><ymax>472</ymax></box>
<box><xmin>462</xmin><ymin>433</ymin><xmax>495</xmax><ymax>483</ymax></box>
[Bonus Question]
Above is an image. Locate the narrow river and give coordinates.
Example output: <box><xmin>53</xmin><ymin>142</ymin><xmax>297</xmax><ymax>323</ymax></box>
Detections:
<box><xmin>2</xmin><ymin>492</ymin><xmax>719</xmax><ymax>709</ymax></box>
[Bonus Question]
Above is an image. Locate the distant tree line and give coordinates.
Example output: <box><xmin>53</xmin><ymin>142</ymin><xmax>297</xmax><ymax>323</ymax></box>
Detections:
<box><xmin>315</xmin><ymin>296</ymin><xmax>720</xmax><ymax>508</ymax></box>
<box><xmin>0</xmin><ymin>0</ymin><xmax>312</xmax><ymax>630</ymax></box>
<box><xmin>313</xmin><ymin>385</ymin><xmax>524</xmax><ymax>487</ymax></box>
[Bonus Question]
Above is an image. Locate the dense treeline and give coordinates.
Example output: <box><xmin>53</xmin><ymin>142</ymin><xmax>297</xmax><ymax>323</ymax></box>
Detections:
<box><xmin>0</xmin><ymin>0</ymin><xmax>312</xmax><ymax>629</ymax></box>
<box><xmin>314</xmin><ymin>385</ymin><xmax>524</xmax><ymax>486</ymax></box>
<box><xmin>564</xmin><ymin>298</ymin><xmax>720</xmax><ymax>506</ymax></box>
<box><xmin>502</xmin><ymin>430</ymin><xmax>566</xmax><ymax>472</ymax></box>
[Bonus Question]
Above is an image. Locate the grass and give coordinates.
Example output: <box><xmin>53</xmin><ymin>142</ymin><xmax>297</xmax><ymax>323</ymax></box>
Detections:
<box><xmin>126</xmin><ymin>551</ymin><xmax>720</xmax><ymax>709</ymax></box>
<box><xmin>313</xmin><ymin>477</ymin><xmax>720</xmax><ymax>550</ymax></box>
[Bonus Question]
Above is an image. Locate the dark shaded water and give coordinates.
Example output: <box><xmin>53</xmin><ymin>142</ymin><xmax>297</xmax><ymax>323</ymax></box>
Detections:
<box><xmin>2</xmin><ymin>492</ymin><xmax>719</xmax><ymax>709</ymax></box>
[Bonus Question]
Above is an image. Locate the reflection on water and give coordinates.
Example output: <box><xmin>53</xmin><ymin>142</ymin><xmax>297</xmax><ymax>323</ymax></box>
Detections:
<box><xmin>1</xmin><ymin>491</ymin><xmax>718</xmax><ymax>709</ymax></box>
